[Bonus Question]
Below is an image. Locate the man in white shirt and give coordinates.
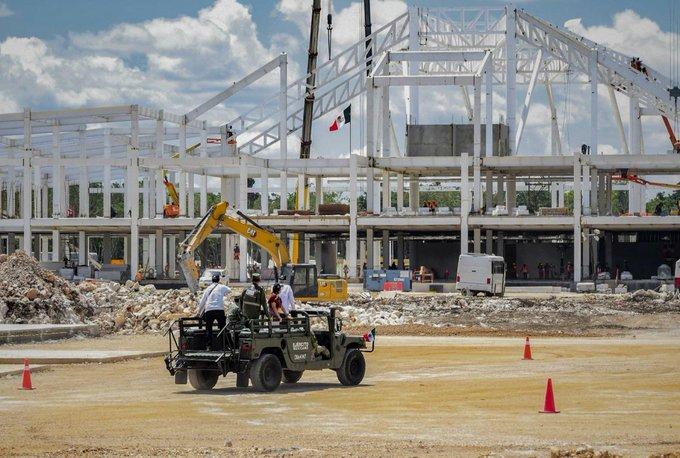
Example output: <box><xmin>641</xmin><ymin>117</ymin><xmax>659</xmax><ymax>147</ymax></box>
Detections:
<box><xmin>197</xmin><ymin>274</ymin><xmax>231</xmax><ymax>350</ymax></box>
<box><xmin>279</xmin><ymin>283</ymin><xmax>295</xmax><ymax>314</ymax></box>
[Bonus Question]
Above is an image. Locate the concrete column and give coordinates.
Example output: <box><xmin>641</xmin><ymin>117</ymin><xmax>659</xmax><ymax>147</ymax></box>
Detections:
<box><xmin>261</xmin><ymin>167</ymin><xmax>269</xmax><ymax>215</ymax></box>
<box><xmin>304</xmin><ymin>237</ymin><xmax>311</xmax><ymax>264</ymax></box>
<box><xmin>178</xmin><ymin>123</ymin><xmax>187</xmax><ymax>216</ymax></box>
<box><xmin>396</xmin><ymin>233</ymin><xmax>405</xmax><ymax>269</ymax></box>
<box><xmin>348</xmin><ymin>155</ymin><xmax>358</xmax><ymax>278</ymax></box>
<box><xmin>155</xmin><ymin>115</ymin><xmax>165</xmax><ymax>218</ymax></box>
<box><xmin>128</xmin><ymin>106</ymin><xmax>140</xmax><ymax>279</ymax></box>
<box><xmin>473</xmin><ymin>78</ymin><xmax>482</xmax><ymax>211</ymax></box>
<box><xmin>7</xmin><ymin>233</ymin><xmax>16</xmax><ymax>254</ymax></box>
<box><xmin>78</xmin><ymin>130</ymin><xmax>89</xmax><ymax>217</ymax></box>
<box><xmin>573</xmin><ymin>154</ymin><xmax>582</xmax><ymax>282</ymax></box>
<box><xmin>168</xmin><ymin>235</ymin><xmax>176</xmax><ymax>278</ymax></box>
<box><xmin>199</xmin><ymin>122</ymin><xmax>208</xmax><ymax>216</ymax></box>
<box><xmin>396</xmin><ymin>174</ymin><xmax>404</xmax><ymax>212</ymax></box>
<box><xmin>484</xmin><ymin>169</ymin><xmax>493</xmax><ymax>212</ymax></box>
<box><xmin>297</xmin><ymin>175</ymin><xmax>305</xmax><ymax>210</ymax></box>
<box><xmin>485</xmin><ymin>229</ymin><xmax>493</xmax><ymax>255</ymax></box>
<box><xmin>51</xmin><ymin>230</ymin><xmax>60</xmax><ymax>262</ymax></box>
<box><xmin>582</xmin><ymin>228</ymin><xmax>590</xmax><ymax>280</ymax></box>
<box><xmin>239</xmin><ymin>236</ymin><xmax>247</xmax><ymax>281</ymax></box>
<box><xmin>239</xmin><ymin>156</ymin><xmax>248</xmax><ymax>211</ymax></box>
<box><xmin>314</xmin><ymin>176</ymin><xmax>322</xmax><ymax>213</ymax></box>
<box><xmin>506</xmin><ymin>5</ymin><xmax>517</xmax><ymax>155</ymax></box>
<box><xmin>78</xmin><ymin>231</ymin><xmax>86</xmax><ymax>265</ymax></box>
<box><xmin>103</xmin><ymin>128</ymin><xmax>112</xmax><ymax>218</ymax></box>
<box><xmin>21</xmin><ymin>108</ymin><xmax>32</xmax><ymax>255</ymax></box>
<box><xmin>605</xmin><ymin>175</ymin><xmax>613</xmax><ymax>215</ymax></box>
<box><xmin>473</xmin><ymin>228</ymin><xmax>481</xmax><ymax>254</ymax></box>
<box><xmin>506</xmin><ymin>175</ymin><xmax>516</xmax><ymax>212</ymax></box>
<box><xmin>187</xmin><ymin>173</ymin><xmax>195</xmax><ymax>217</ymax></box>
<box><xmin>279</xmin><ymin>53</ymin><xmax>288</xmax><ymax>212</ymax></box>
<box><xmin>382</xmin><ymin>230</ymin><xmax>390</xmax><ymax>267</ymax></box>
<box><xmin>590</xmin><ymin>167</ymin><xmax>598</xmax><ymax>215</ymax></box>
<box><xmin>366</xmin><ymin>228</ymin><xmax>374</xmax><ymax>270</ymax></box>
<box><xmin>495</xmin><ymin>231</ymin><xmax>504</xmax><ymax>257</ymax></box>
<box><xmin>52</xmin><ymin>123</ymin><xmax>62</xmax><ymax>217</ymax></box>
<box><xmin>409</xmin><ymin>175</ymin><xmax>419</xmax><ymax>211</ymax></box>
<box><xmin>155</xmin><ymin>230</ymin><xmax>163</xmax><ymax>276</ymax></box>
<box><xmin>102</xmin><ymin>234</ymin><xmax>112</xmax><ymax>264</ymax></box>
<box><xmin>366</xmin><ymin>80</ymin><xmax>375</xmax><ymax>213</ymax></box>
<box><xmin>381</xmin><ymin>171</ymin><xmax>390</xmax><ymax>211</ymax></box>
<box><xmin>460</xmin><ymin>153</ymin><xmax>470</xmax><ymax>255</ymax></box>
<box><xmin>39</xmin><ymin>236</ymin><xmax>48</xmax><ymax>261</ymax></box>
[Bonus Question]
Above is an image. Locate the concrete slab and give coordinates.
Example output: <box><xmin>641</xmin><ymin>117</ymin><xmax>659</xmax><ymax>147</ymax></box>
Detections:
<box><xmin>0</xmin><ymin>364</ymin><xmax>49</xmax><ymax>377</ymax></box>
<box><xmin>0</xmin><ymin>324</ymin><xmax>100</xmax><ymax>345</ymax></box>
<box><xmin>0</xmin><ymin>350</ymin><xmax>165</xmax><ymax>365</ymax></box>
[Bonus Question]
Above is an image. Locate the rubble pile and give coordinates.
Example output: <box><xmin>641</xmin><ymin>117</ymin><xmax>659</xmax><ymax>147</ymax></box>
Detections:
<box><xmin>0</xmin><ymin>251</ymin><xmax>94</xmax><ymax>324</ymax></box>
<box><xmin>81</xmin><ymin>281</ymin><xmax>198</xmax><ymax>334</ymax></box>
<box><xmin>326</xmin><ymin>290</ymin><xmax>680</xmax><ymax>334</ymax></box>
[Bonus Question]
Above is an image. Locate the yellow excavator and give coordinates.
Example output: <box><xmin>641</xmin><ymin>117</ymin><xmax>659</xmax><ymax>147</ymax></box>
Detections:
<box><xmin>178</xmin><ymin>201</ymin><xmax>348</xmax><ymax>302</ymax></box>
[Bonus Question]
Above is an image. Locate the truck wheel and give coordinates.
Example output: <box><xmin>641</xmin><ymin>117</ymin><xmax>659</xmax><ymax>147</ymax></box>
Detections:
<box><xmin>283</xmin><ymin>370</ymin><xmax>303</xmax><ymax>384</ymax></box>
<box><xmin>336</xmin><ymin>349</ymin><xmax>365</xmax><ymax>386</ymax></box>
<box><xmin>250</xmin><ymin>354</ymin><xmax>282</xmax><ymax>392</ymax></box>
<box><xmin>188</xmin><ymin>369</ymin><xmax>219</xmax><ymax>390</ymax></box>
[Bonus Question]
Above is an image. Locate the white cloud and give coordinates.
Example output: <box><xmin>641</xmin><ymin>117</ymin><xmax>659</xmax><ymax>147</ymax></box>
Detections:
<box><xmin>564</xmin><ymin>10</ymin><xmax>672</xmax><ymax>75</ymax></box>
<box><xmin>0</xmin><ymin>2</ymin><xmax>13</xmax><ymax>18</ymax></box>
<box><xmin>0</xmin><ymin>0</ymin><xmax>296</xmax><ymax>122</ymax></box>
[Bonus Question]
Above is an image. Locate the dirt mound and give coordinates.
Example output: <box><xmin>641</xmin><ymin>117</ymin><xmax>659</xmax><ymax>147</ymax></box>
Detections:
<box><xmin>0</xmin><ymin>251</ymin><xmax>94</xmax><ymax>325</ymax></box>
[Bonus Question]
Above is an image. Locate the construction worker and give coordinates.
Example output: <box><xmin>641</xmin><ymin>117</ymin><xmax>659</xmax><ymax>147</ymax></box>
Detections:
<box><xmin>197</xmin><ymin>274</ymin><xmax>231</xmax><ymax>350</ymax></box>
<box><xmin>239</xmin><ymin>272</ymin><xmax>267</xmax><ymax>320</ymax></box>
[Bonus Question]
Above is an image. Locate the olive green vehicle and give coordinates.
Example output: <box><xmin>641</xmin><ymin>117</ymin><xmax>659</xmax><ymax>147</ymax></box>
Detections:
<box><xmin>164</xmin><ymin>308</ymin><xmax>374</xmax><ymax>392</ymax></box>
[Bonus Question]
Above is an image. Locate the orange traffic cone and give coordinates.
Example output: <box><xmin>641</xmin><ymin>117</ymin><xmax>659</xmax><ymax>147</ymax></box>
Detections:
<box><xmin>523</xmin><ymin>336</ymin><xmax>533</xmax><ymax>360</ymax></box>
<box><xmin>539</xmin><ymin>378</ymin><xmax>559</xmax><ymax>413</ymax></box>
<box><xmin>19</xmin><ymin>359</ymin><xmax>34</xmax><ymax>390</ymax></box>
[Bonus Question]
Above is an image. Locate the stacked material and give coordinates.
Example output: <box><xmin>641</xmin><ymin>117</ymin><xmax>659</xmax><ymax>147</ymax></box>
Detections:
<box><xmin>538</xmin><ymin>207</ymin><xmax>571</xmax><ymax>216</ymax></box>
<box><xmin>318</xmin><ymin>203</ymin><xmax>350</xmax><ymax>215</ymax></box>
<box><xmin>0</xmin><ymin>251</ymin><xmax>94</xmax><ymax>324</ymax></box>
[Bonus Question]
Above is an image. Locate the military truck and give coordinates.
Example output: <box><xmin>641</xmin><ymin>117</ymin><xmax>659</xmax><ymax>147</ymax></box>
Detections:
<box><xmin>164</xmin><ymin>308</ymin><xmax>374</xmax><ymax>392</ymax></box>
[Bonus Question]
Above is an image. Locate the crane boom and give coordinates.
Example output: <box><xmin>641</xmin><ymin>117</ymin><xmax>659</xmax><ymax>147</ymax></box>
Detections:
<box><xmin>179</xmin><ymin>202</ymin><xmax>291</xmax><ymax>293</ymax></box>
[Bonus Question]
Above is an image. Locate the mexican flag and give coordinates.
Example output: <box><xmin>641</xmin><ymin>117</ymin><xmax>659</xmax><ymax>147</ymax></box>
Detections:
<box><xmin>363</xmin><ymin>327</ymin><xmax>376</xmax><ymax>343</ymax></box>
<box><xmin>329</xmin><ymin>105</ymin><xmax>351</xmax><ymax>131</ymax></box>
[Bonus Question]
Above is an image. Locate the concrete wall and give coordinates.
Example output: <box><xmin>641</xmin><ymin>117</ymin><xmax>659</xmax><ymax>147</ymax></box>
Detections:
<box><xmin>407</xmin><ymin>124</ymin><xmax>509</xmax><ymax>157</ymax></box>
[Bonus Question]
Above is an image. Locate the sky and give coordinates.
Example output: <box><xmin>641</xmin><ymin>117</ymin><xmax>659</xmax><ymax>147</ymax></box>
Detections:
<box><xmin>0</xmin><ymin>0</ymin><xmax>679</xmax><ymax>164</ymax></box>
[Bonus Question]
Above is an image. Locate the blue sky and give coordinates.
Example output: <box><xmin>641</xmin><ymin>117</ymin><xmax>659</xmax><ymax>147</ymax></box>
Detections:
<box><xmin>0</xmin><ymin>0</ymin><xmax>678</xmax><ymax>162</ymax></box>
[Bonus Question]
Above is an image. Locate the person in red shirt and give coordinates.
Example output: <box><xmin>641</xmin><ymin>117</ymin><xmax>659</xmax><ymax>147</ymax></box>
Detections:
<box><xmin>267</xmin><ymin>284</ymin><xmax>287</xmax><ymax>321</ymax></box>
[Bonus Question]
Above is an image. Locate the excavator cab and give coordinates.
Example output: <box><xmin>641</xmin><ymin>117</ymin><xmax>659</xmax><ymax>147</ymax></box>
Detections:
<box><xmin>289</xmin><ymin>264</ymin><xmax>319</xmax><ymax>300</ymax></box>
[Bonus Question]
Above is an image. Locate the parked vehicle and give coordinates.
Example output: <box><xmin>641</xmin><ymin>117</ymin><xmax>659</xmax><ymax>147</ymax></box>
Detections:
<box><xmin>198</xmin><ymin>268</ymin><xmax>229</xmax><ymax>289</ymax></box>
<box><xmin>456</xmin><ymin>254</ymin><xmax>506</xmax><ymax>297</ymax></box>
<box><xmin>675</xmin><ymin>259</ymin><xmax>680</xmax><ymax>289</ymax></box>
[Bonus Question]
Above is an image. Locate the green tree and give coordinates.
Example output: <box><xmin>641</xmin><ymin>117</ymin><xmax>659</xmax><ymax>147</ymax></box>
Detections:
<box><xmin>646</xmin><ymin>190</ymin><xmax>680</xmax><ymax>215</ymax></box>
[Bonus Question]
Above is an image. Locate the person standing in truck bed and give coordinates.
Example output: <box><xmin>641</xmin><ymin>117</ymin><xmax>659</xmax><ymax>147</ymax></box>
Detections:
<box><xmin>197</xmin><ymin>273</ymin><xmax>231</xmax><ymax>350</ymax></box>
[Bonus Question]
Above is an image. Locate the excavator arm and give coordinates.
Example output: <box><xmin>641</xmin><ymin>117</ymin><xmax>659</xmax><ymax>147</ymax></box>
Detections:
<box><xmin>163</xmin><ymin>174</ymin><xmax>180</xmax><ymax>205</ymax></box>
<box><xmin>179</xmin><ymin>201</ymin><xmax>291</xmax><ymax>293</ymax></box>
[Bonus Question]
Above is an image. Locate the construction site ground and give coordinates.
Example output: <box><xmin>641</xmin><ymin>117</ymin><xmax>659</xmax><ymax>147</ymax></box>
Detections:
<box><xmin>1</xmin><ymin>325</ymin><xmax>679</xmax><ymax>457</ymax></box>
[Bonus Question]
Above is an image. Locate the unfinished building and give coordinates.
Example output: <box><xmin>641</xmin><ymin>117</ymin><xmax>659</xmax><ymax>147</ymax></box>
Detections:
<box><xmin>1</xmin><ymin>5</ymin><xmax>679</xmax><ymax>285</ymax></box>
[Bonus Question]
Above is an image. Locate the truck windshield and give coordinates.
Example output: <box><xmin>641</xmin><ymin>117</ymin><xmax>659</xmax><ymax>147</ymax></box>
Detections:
<box><xmin>492</xmin><ymin>261</ymin><xmax>505</xmax><ymax>274</ymax></box>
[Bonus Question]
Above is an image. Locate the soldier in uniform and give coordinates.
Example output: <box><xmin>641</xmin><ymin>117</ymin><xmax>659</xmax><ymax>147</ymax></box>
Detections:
<box><xmin>239</xmin><ymin>272</ymin><xmax>268</xmax><ymax>320</ymax></box>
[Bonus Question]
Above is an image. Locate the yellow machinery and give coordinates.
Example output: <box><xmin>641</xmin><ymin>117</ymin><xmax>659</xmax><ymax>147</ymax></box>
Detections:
<box><xmin>162</xmin><ymin>173</ymin><xmax>180</xmax><ymax>218</ymax></box>
<box><xmin>179</xmin><ymin>202</ymin><xmax>348</xmax><ymax>302</ymax></box>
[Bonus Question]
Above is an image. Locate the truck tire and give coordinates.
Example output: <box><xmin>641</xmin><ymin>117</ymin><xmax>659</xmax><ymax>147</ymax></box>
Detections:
<box><xmin>249</xmin><ymin>354</ymin><xmax>282</xmax><ymax>392</ymax></box>
<box><xmin>188</xmin><ymin>369</ymin><xmax>219</xmax><ymax>390</ymax></box>
<box><xmin>282</xmin><ymin>369</ymin><xmax>303</xmax><ymax>384</ymax></box>
<box><xmin>336</xmin><ymin>349</ymin><xmax>365</xmax><ymax>386</ymax></box>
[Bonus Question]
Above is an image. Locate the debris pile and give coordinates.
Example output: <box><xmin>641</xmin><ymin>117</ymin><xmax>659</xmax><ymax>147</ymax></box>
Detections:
<box><xmin>0</xmin><ymin>251</ymin><xmax>94</xmax><ymax>324</ymax></box>
<box><xmin>322</xmin><ymin>290</ymin><xmax>680</xmax><ymax>335</ymax></box>
<box><xmin>81</xmin><ymin>281</ymin><xmax>198</xmax><ymax>334</ymax></box>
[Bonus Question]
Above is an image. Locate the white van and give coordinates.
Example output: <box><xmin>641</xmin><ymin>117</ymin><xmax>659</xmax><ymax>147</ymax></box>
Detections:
<box><xmin>456</xmin><ymin>254</ymin><xmax>506</xmax><ymax>296</ymax></box>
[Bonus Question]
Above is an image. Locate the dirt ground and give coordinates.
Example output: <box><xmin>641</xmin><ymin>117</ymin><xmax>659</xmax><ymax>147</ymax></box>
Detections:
<box><xmin>1</xmin><ymin>329</ymin><xmax>679</xmax><ymax>457</ymax></box>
